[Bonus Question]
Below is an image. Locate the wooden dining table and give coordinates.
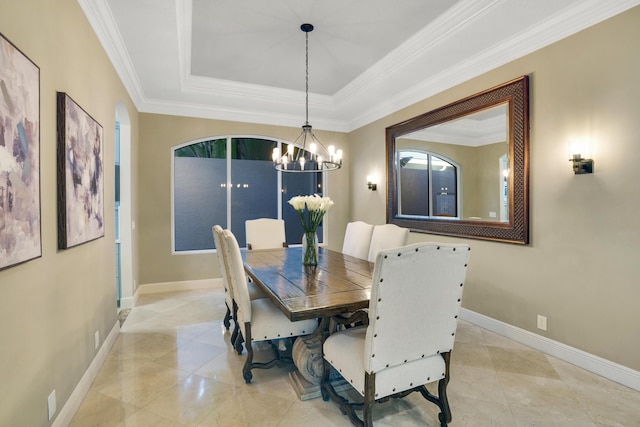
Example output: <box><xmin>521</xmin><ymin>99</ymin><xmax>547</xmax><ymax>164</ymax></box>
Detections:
<box><xmin>242</xmin><ymin>246</ymin><xmax>374</xmax><ymax>399</ymax></box>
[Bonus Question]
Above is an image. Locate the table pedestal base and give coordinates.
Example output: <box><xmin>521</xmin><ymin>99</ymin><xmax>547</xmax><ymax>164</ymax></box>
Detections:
<box><xmin>290</xmin><ymin>333</ymin><xmax>351</xmax><ymax>400</ymax></box>
<box><xmin>289</xmin><ymin>370</ymin><xmax>351</xmax><ymax>401</ymax></box>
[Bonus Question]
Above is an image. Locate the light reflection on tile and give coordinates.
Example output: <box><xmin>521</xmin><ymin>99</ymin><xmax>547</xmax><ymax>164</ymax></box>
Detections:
<box><xmin>69</xmin><ymin>288</ymin><xmax>640</xmax><ymax>426</ymax></box>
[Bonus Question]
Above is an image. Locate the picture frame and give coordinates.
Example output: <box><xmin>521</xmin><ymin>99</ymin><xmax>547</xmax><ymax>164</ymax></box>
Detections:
<box><xmin>57</xmin><ymin>92</ymin><xmax>104</xmax><ymax>249</ymax></box>
<box><xmin>0</xmin><ymin>33</ymin><xmax>42</xmax><ymax>270</ymax></box>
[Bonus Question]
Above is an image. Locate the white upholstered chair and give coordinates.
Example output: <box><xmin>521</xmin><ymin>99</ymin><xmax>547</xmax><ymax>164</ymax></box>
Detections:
<box><xmin>321</xmin><ymin>242</ymin><xmax>471</xmax><ymax>427</ymax></box>
<box><xmin>212</xmin><ymin>225</ymin><xmax>235</xmax><ymax>332</ymax></box>
<box><xmin>367</xmin><ymin>224</ymin><xmax>409</xmax><ymax>262</ymax></box>
<box><xmin>245</xmin><ymin>218</ymin><xmax>288</xmax><ymax>250</ymax></box>
<box><xmin>212</xmin><ymin>225</ymin><xmax>266</xmax><ymax>347</ymax></box>
<box><xmin>342</xmin><ymin>221</ymin><xmax>374</xmax><ymax>260</ymax></box>
<box><xmin>222</xmin><ymin>229</ymin><xmax>318</xmax><ymax>383</ymax></box>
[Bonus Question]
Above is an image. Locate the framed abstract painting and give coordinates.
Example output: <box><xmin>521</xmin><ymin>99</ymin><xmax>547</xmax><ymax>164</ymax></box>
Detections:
<box><xmin>0</xmin><ymin>33</ymin><xmax>41</xmax><ymax>270</ymax></box>
<box><xmin>57</xmin><ymin>92</ymin><xmax>104</xmax><ymax>249</ymax></box>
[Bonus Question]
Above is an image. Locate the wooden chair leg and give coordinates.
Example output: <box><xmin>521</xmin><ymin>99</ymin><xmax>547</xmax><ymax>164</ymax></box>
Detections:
<box><xmin>437</xmin><ymin>352</ymin><xmax>452</xmax><ymax>426</ymax></box>
<box><xmin>418</xmin><ymin>352</ymin><xmax>452</xmax><ymax>427</ymax></box>
<box><xmin>231</xmin><ymin>300</ymin><xmax>240</xmax><ymax>348</ymax></box>
<box><xmin>223</xmin><ymin>303</ymin><xmax>232</xmax><ymax>330</ymax></box>
<box><xmin>234</xmin><ymin>330</ymin><xmax>244</xmax><ymax>355</ymax></box>
<box><xmin>320</xmin><ymin>359</ymin><xmax>332</xmax><ymax>401</ymax></box>
<box><xmin>242</xmin><ymin>323</ymin><xmax>253</xmax><ymax>383</ymax></box>
<box><xmin>363</xmin><ymin>372</ymin><xmax>375</xmax><ymax>427</ymax></box>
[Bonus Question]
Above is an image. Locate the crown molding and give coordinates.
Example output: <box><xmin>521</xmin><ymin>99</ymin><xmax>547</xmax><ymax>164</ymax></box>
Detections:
<box><xmin>333</xmin><ymin>0</ymin><xmax>503</xmax><ymax>106</ymax></box>
<box><xmin>345</xmin><ymin>0</ymin><xmax>640</xmax><ymax>131</ymax></box>
<box><xmin>138</xmin><ymin>98</ymin><xmax>349</xmax><ymax>132</ymax></box>
<box><xmin>77</xmin><ymin>0</ymin><xmax>145</xmax><ymax>108</ymax></box>
<box><xmin>80</xmin><ymin>0</ymin><xmax>640</xmax><ymax>132</ymax></box>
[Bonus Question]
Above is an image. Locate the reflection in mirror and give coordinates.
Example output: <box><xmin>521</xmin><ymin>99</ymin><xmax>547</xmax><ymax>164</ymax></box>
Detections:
<box><xmin>396</xmin><ymin>103</ymin><xmax>508</xmax><ymax>222</ymax></box>
<box><xmin>386</xmin><ymin>76</ymin><xmax>529</xmax><ymax>244</ymax></box>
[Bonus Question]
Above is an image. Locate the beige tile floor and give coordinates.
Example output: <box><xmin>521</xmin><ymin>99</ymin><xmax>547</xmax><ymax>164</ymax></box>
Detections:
<box><xmin>70</xmin><ymin>288</ymin><xmax>640</xmax><ymax>426</ymax></box>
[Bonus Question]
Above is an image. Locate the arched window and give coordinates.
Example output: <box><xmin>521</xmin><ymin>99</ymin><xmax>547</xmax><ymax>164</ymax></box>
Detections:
<box><xmin>172</xmin><ymin>136</ymin><xmax>324</xmax><ymax>252</ymax></box>
<box><xmin>396</xmin><ymin>150</ymin><xmax>461</xmax><ymax>218</ymax></box>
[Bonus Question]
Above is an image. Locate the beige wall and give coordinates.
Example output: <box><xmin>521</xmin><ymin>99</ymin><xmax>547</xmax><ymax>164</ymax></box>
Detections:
<box><xmin>0</xmin><ymin>0</ymin><xmax>139</xmax><ymax>425</ymax></box>
<box><xmin>1</xmin><ymin>1</ymin><xmax>639</xmax><ymax>425</ymax></box>
<box><xmin>348</xmin><ymin>6</ymin><xmax>640</xmax><ymax>371</ymax></box>
<box><xmin>138</xmin><ymin>114</ymin><xmax>349</xmax><ymax>285</ymax></box>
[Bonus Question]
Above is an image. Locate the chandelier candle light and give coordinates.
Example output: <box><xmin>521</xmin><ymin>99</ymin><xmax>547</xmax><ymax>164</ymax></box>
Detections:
<box><xmin>288</xmin><ymin>194</ymin><xmax>334</xmax><ymax>266</ymax></box>
<box><xmin>273</xmin><ymin>23</ymin><xmax>342</xmax><ymax>172</ymax></box>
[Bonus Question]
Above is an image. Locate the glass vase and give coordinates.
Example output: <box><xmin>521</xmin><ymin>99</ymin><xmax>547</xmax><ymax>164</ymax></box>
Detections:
<box><xmin>302</xmin><ymin>231</ymin><xmax>318</xmax><ymax>266</ymax></box>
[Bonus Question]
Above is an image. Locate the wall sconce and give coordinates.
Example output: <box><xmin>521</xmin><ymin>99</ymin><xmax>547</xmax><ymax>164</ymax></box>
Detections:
<box><xmin>568</xmin><ymin>139</ymin><xmax>594</xmax><ymax>174</ymax></box>
<box><xmin>570</xmin><ymin>154</ymin><xmax>594</xmax><ymax>174</ymax></box>
<box><xmin>366</xmin><ymin>175</ymin><xmax>377</xmax><ymax>191</ymax></box>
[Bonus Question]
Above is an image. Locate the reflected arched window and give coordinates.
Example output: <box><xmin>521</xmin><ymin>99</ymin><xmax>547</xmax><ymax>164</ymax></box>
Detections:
<box><xmin>172</xmin><ymin>136</ymin><xmax>324</xmax><ymax>252</ymax></box>
<box><xmin>397</xmin><ymin>150</ymin><xmax>460</xmax><ymax>218</ymax></box>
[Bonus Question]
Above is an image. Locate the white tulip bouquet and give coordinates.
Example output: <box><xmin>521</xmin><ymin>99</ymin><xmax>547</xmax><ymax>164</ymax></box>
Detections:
<box><xmin>288</xmin><ymin>194</ymin><xmax>334</xmax><ymax>265</ymax></box>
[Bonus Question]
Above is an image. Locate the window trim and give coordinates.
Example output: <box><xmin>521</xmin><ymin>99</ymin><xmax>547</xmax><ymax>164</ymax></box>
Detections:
<box><xmin>396</xmin><ymin>149</ymin><xmax>462</xmax><ymax>220</ymax></box>
<box><xmin>171</xmin><ymin>134</ymin><xmax>328</xmax><ymax>254</ymax></box>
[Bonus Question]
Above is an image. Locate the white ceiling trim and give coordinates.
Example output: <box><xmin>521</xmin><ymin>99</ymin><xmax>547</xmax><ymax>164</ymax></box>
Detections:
<box><xmin>333</xmin><ymin>0</ymin><xmax>503</xmax><ymax>106</ymax></box>
<box><xmin>80</xmin><ymin>0</ymin><xmax>640</xmax><ymax>133</ymax></box>
<box><xmin>182</xmin><ymin>75</ymin><xmax>335</xmax><ymax>110</ymax></box>
<box><xmin>78</xmin><ymin>0</ymin><xmax>145</xmax><ymax>108</ymax></box>
<box><xmin>346</xmin><ymin>0</ymin><xmax>640</xmax><ymax>131</ymax></box>
<box><xmin>138</xmin><ymin>97</ymin><xmax>348</xmax><ymax>132</ymax></box>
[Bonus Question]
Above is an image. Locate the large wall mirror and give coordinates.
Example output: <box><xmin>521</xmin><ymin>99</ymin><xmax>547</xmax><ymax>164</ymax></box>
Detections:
<box><xmin>386</xmin><ymin>76</ymin><xmax>529</xmax><ymax>244</ymax></box>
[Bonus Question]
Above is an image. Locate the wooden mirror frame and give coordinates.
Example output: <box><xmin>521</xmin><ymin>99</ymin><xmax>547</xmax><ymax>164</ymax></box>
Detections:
<box><xmin>386</xmin><ymin>76</ymin><xmax>530</xmax><ymax>244</ymax></box>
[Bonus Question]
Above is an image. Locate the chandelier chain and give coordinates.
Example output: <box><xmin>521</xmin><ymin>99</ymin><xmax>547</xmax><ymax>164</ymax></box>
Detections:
<box><xmin>305</xmin><ymin>30</ymin><xmax>309</xmax><ymax>126</ymax></box>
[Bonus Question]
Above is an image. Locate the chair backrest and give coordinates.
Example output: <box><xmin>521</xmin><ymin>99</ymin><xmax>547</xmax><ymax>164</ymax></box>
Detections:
<box><xmin>364</xmin><ymin>242</ymin><xmax>470</xmax><ymax>373</ymax></box>
<box><xmin>212</xmin><ymin>225</ymin><xmax>234</xmax><ymax>307</ymax></box>
<box><xmin>342</xmin><ymin>221</ymin><xmax>374</xmax><ymax>260</ymax></box>
<box><xmin>222</xmin><ymin>229</ymin><xmax>252</xmax><ymax>326</ymax></box>
<box><xmin>367</xmin><ymin>224</ymin><xmax>410</xmax><ymax>262</ymax></box>
<box><xmin>245</xmin><ymin>218</ymin><xmax>287</xmax><ymax>250</ymax></box>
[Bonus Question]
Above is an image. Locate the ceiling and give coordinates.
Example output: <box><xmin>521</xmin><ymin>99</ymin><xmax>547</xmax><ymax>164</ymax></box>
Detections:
<box><xmin>79</xmin><ymin>0</ymin><xmax>639</xmax><ymax>133</ymax></box>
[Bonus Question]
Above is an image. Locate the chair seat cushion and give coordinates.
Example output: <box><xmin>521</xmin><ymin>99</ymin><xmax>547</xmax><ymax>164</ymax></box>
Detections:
<box><xmin>324</xmin><ymin>326</ymin><xmax>446</xmax><ymax>398</ymax></box>
<box><xmin>248</xmin><ymin>298</ymin><xmax>318</xmax><ymax>342</ymax></box>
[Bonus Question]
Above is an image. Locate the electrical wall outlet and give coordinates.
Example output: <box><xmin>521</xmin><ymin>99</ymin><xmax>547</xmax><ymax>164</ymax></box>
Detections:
<box><xmin>537</xmin><ymin>315</ymin><xmax>547</xmax><ymax>331</ymax></box>
<box><xmin>48</xmin><ymin>390</ymin><xmax>56</xmax><ymax>420</ymax></box>
<box><xmin>94</xmin><ymin>330</ymin><xmax>100</xmax><ymax>349</ymax></box>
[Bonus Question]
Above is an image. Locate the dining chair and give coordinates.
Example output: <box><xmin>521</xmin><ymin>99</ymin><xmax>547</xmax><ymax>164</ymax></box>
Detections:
<box><xmin>222</xmin><ymin>229</ymin><xmax>319</xmax><ymax>383</ymax></box>
<box><xmin>367</xmin><ymin>224</ymin><xmax>409</xmax><ymax>262</ymax></box>
<box><xmin>321</xmin><ymin>242</ymin><xmax>471</xmax><ymax>427</ymax></box>
<box><xmin>212</xmin><ymin>225</ymin><xmax>235</xmax><ymax>332</ymax></box>
<box><xmin>245</xmin><ymin>218</ymin><xmax>288</xmax><ymax>250</ymax></box>
<box><xmin>212</xmin><ymin>225</ymin><xmax>266</xmax><ymax>347</ymax></box>
<box><xmin>342</xmin><ymin>221</ymin><xmax>374</xmax><ymax>260</ymax></box>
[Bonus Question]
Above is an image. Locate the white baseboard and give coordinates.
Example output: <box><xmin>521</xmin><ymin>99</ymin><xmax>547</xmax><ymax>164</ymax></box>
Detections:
<box><xmin>119</xmin><ymin>296</ymin><xmax>134</xmax><ymax>310</ymax></box>
<box><xmin>136</xmin><ymin>278</ymin><xmax>222</xmax><ymax>296</ymax></box>
<box><xmin>460</xmin><ymin>308</ymin><xmax>640</xmax><ymax>392</ymax></box>
<box><xmin>52</xmin><ymin>321</ymin><xmax>120</xmax><ymax>427</ymax></box>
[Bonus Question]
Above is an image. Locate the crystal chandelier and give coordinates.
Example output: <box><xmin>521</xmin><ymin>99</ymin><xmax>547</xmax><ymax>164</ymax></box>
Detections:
<box><xmin>273</xmin><ymin>23</ymin><xmax>342</xmax><ymax>172</ymax></box>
